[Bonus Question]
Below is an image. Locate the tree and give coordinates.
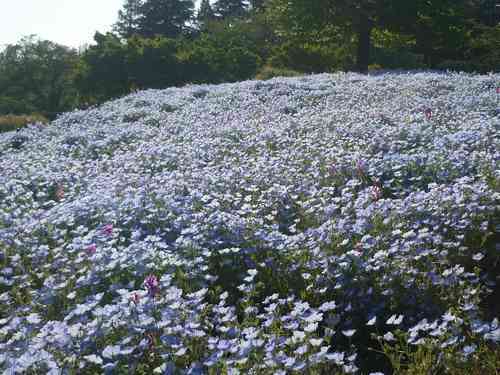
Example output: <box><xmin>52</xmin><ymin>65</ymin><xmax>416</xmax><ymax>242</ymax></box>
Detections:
<box><xmin>249</xmin><ymin>0</ymin><xmax>266</xmax><ymax>12</ymax></box>
<box><xmin>0</xmin><ymin>36</ymin><xmax>79</xmax><ymax>117</ymax></box>
<box><xmin>139</xmin><ymin>0</ymin><xmax>195</xmax><ymax>38</ymax></box>
<box><xmin>266</xmin><ymin>0</ymin><xmax>479</xmax><ymax>72</ymax></box>
<box><xmin>114</xmin><ymin>0</ymin><xmax>145</xmax><ymax>39</ymax></box>
<box><xmin>197</xmin><ymin>0</ymin><xmax>216</xmax><ymax>30</ymax></box>
<box><xmin>178</xmin><ymin>24</ymin><xmax>262</xmax><ymax>83</ymax></box>
<box><xmin>213</xmin><ymin>0</ymin><xmax>248</xmax><ymax>20</ymax></box>
<box><xmin>76</xmin><ymin>32</ymin><xmax>129</xmax><ymax>103</ymax></box>
<box><xmin>126</xmin><ymin>36</ymin><xmax>182</xmax><ymax>89</ymax></box>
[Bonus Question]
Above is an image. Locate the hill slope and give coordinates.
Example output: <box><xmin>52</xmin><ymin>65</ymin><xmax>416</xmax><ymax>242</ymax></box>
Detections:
<box><xmin>1</xmin><ymin>72</ymin><xmax>499</xmax><ymax>374</ymax></box>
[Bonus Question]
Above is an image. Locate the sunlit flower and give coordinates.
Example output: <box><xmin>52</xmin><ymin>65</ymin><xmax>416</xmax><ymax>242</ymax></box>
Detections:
<box><xmin>371</xmin><ymin>185</ymin><xmax>383</xmax><ymax>201</ymax></box>
<box><xmin>130</xmin><ymin>292</ymin><xmax>141</xmax><ymax>304</ymax></box>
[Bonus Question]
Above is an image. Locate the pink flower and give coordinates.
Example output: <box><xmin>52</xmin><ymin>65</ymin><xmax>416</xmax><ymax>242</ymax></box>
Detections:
<box><xmin>130</xmin><ymin>292</ymin><xmax>141</xmax><ymax>304</ymax></box>
<box><xmin>356</xmin><ymin>160</ymin><xmax>366</xmax><ymax>176</ymax></box>
<box><xmin>371</xmin><ymin>185</ymin><xmax>383</xmax><ymax>201</ymax></box>
<box><xmin>55</xmin><ymin>184</ymin><xmax>65</xmax><ymax>201</ymax></box>
<box><xmin>103</xmin><ymin>224</ymin><xmax>113</xmax><ymax>236</ymax></box>
<box><xmin>496</xmin><ymin>87</ymin><xmax>500</xmax><ymax>94</ymax></box>
<box><xmin>424</xmin><ymin>108</ymin><xmax>432</xmax><ymax>120</ymax></box>
<box><xmin>146</xmin><ymin>332</ymin><xmax>157</xmax><ymax>351</ymax></box>
<box><xmin>86</xmin><ymin>244</ymin><xmax>97</xmax><ymax>256</ymax></box>
<box><xmin>144</xmin><ymin>275</ymin><xmax>160</xmax><ymax>296</ymax></box>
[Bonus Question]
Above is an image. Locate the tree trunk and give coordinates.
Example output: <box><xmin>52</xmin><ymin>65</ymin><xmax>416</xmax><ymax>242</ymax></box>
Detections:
<box><xmin>355</xmin><ymin>14</ymin><xmax>372</xmax><ymax>73</ymax></box>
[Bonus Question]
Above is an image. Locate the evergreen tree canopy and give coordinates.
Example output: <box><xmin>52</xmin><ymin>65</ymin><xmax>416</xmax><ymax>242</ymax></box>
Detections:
<box><xmin>114</xmin><ymin>0</ymin><xmax>195</xmax><ymax>39</ymax></box>
<box><xmin>213</xmin><ymin>0</ymin><xmax>248</xmax><ymax>20</ymax></box>
<box><xmin>140</xmin><ymin>0</ymin><xmax>195</xmax><ymax>38</ymax></box>
<box><xmin>114</xmin><ymin>0</ymin><xmax>144</xmax><ymax>38</ymax></box>
<box><xmin>249</xmin><ymin>0</ymin><xmax>266</xmax><ymax>12</ymax></box>
<box><xmin>0</xmin><ymin>36</ymin><xmax>78</xmax><ymax>117</ymax></box>
<box><xmin>197</xmin><ymin>0</ymin><xmax>216</xmax><ymax>30</ymax></box>
<box><xmin>267</xmin><ymin>0</ymin><xmax>478</xmax><ymax>72</ymax></box>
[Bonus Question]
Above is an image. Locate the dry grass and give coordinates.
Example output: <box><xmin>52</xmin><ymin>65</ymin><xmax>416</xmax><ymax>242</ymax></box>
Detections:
<box><xmin>0</xmin><ymin>114</ymin><xmax>49</xmax><ymax>133</ymax></box>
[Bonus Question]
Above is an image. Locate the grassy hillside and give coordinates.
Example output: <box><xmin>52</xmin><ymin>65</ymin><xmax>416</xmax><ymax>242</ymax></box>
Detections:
<box><xmin>0</xmin><ymin>72</ymin><xmax>499</xmax><ymax>374</ymax></box>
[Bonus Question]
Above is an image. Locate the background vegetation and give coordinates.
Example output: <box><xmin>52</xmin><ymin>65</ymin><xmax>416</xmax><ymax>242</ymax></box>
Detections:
<box><xmin>0</xmin><ymin>0</ymin><xmax>499</xmax><ymax>124</ymax></box>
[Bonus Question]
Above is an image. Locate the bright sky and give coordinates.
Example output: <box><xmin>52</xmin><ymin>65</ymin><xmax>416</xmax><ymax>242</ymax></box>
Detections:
<box><xmin>0</xmin><ymin>0</ymin><xmax>201</xmax><ymax>49</ymax></box>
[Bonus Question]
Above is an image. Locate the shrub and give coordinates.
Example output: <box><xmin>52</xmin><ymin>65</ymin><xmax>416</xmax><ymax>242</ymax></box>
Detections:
<box><xmin>178</xmin><ymin>35</ymin><xmax>262</xmax><ymax>83</ymax></box>
<box><xmin>0</xmin><ymin>96</ymin><xmax>36</xmax><ymax>116</ymax></box>
<box><xmin>370</xmin><ymin>29</ymin><xmax>426</xmax><ymax>70</ymax></box>
<box><xmin>126</xmin><ymin>36</ymin><xmax>183</xmax><ymax>89</ymax></box>
<box><xmin>268</xmin><ymin>41</ymin><xmax>353</xmax><ymax>73</ymax></box>
<box><xmin>467</xmin><ymin>24</ymin><xmax>500</xmax><ymax>73</ymax></box>
<box><xmin>0</xmin><ymin>114</ymin><xmax>48</xmax><ymax>133</ymax></box>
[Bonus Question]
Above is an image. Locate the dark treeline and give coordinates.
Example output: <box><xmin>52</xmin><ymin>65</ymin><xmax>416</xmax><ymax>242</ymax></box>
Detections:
<box><xmin>1</xmin><ymin>0</ymin><xmax>499</xmax><ymax>121</ymax></box>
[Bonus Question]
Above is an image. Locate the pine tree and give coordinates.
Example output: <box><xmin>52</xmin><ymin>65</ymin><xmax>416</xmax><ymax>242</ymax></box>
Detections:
<box><xmin>114</xmin><ymin>0</ymin><xmax>144</xmax><ymax>39</ymax></box>
<box><xmin>197</xmin><ymin>0</ymin><xmax>216</xmax><ymax>30</ymax></box>
<box><xmin>249</xmin><ymin>0</ymin><xmax>265</xmax><ymax>12</ymax></box>
<box><xmin>139</xmin><ymin>0</ymin><xmax>195</xmax><ymax>38</ymax></box>
<box><xmin>213</xmin><ymin>0</ymin><xmax>248</xmax><ymax>20</ymax></box>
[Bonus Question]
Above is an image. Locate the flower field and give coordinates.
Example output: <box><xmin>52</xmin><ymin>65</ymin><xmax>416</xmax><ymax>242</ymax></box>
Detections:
<box><xmin>0</xmin><ymin>72</ymin><xmax>499</xmax><ymax>374</ymax></box>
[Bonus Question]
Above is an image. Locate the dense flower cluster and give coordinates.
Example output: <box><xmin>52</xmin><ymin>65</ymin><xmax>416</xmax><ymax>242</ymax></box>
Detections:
<box><xmin>0</xmin><ymin>72</ymin><xmax>499</xmax><ymax>374</ymax></box>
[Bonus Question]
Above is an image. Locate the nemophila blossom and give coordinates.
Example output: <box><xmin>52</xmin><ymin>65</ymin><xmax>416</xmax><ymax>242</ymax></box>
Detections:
<box><xmin>342</xmin><ymin>329</ymin><xmax>356</xmax><ymax>337</ymax></box>
<box><xmin>383</xmin><ymin>332</ymin><xmax>396</xmax><ymax>342</ymax></box>
<box><xmin>0</xmin><ymin>72</ymin><xmax>499</xmax><ymax>374</ymax></box>
<box><xmin>462</xmin><ymin>344</ymin><xmax>477</xmax><ymax>357</ymax></box>
<box><xmin>386</xmin><ymin>314</ymin><xmax>404</xmax><ymax>325</ymax></box>
<box><xmin>355</xmin><ymin>160</ymin><xmax>366</xmax><ymax>176</ymax></box>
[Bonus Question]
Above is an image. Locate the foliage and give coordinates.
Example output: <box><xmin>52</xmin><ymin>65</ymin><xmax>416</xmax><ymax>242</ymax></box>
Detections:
<box><xmin>370</xmin><ymin>29</ymin><xmax>425</xmax><ymax>70</ymax></box>
<box><xmin>76</xmin><ymin>33</ymin><xmax>130</xmax><ymax>104</ymax></box>
<box><xmin>268</xmin><ymin>40</ymin><xmax>354</xmax><ymax>74</ymax></box>
<box><xmin>114</xmin><ymin>0</ymin><xmax>144</xmax><ymax>39</ymax></box>
<box><xmin>249</xmin><ymin>0</ymin><xmax>266</xmax><ymax>12</ymax></box>
<box><xmin>212</xmin><ymin>0</ymin><xmax>249</xmax><ymax>20</ymax></box>
<box><xmin>0</xmin><ymin>36</ymin><xmax>79</xmax><ymax>118</ymax></box>
<box><xmin>196</xmin><ymin>0</ymin><xmax>216</xmax><ymax>31</ymax></box>
<box><xmin>263</xmin><ymin>0</ymin><xmax>385</xmax><ymax>72</ymax></box>
<box><xmin>410</xmin><ymin>0</ymin><xmax>473</xmax><ymax>67</ymax></box>
<box><xmin>263</xmin><ymin>0</ymin><xmax>489</xmax><ymax>72</ymax></box>
<box><xmin>126</xmin><ymin>36</ymin><xmax>183</xmax><ymax>89</ymax></box>
<box><xmin>114</xmin><ymin>0</ymin><xmax>195</xmax><ymax>39</ymax></box>
<box><xmin>178</xmin><ymin>22</ymin><xmax>263</xmax><ymax>83</ymax></box>
<box><xmin>139</xmin><ymin>0</ymin><xmax>195</xmax><ymax>38</ymax></box>
<box><xmin>467</xmin><ymin>23</ymin><xmax>500</xmax><ymax>72</ymax></box>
